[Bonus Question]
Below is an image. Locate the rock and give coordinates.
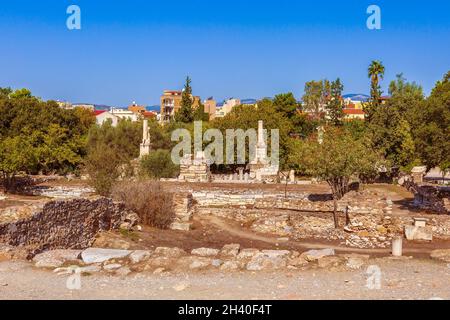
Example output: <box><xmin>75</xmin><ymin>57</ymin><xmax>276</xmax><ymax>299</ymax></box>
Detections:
<box><xmin>237</xmin><ymin>249</ymin><xmax>260</xmax><ymax>260</ymax></box>
<box><xmin>33</xmin><ymin>249</ymin><xmax>81</xmax><ymax>268</ymax></box>
<box><xmin>261</xmin><ymin>250</ymin><xmax>291</xmax><ymax>258</ymax></box>
<box><xmin>191</xmin><ymin>247</ymin><xmax>220</xmax><ymax>257</ymax></box>
<box><xmin>129</xmin><ymin>250</ymin><xmax>152</xmax><ymax>264</ymax></box>
<box><xmin>103</xmin><ymin>263</ymin><xmax>122</xmax><ymax>271</ymax></box>
<box><xmin>430</xmin><ymin>249</ymin><xmax>450</xmax><ymax>263</ymax></box>
<box><xmin>317</xmin><ymin>256</ymin><xmax>345</xmax><ymax>269</ymax></box>
<box><xmin>405</xmin><ymin>226</ymin><xmax>433</xmax><ymax>241</ymax></box>
<box><xmin>220</xmin><ymin>244</ymin><xmax>240</xmax><ymax>257</ymax></box>
<box><xmin>144</xmin><ymin>257</ymin><xmax>175</xmax><ymax>270</ymax></box>
<box><xmin>81</xmin><ymin>248</ymin><xmax>131</xmax><ymax>264</ymax></box>
<box><xmin>220</xmin><ymin>261</ymin><xmax>240</xmax><ymax>271</ymax></box>
<box><xmin>246</xmin><ymin>252</ymin><xmax>287</xmax><ymax>271</ymax></box>
<box><xmin>211</xmin><ymin>259</ymin><xmax>223</xmax><ymax>267</ymax></box>
<box><xmin>189</xmin><ymin>257</ymin><xmax>213</xmax><ymax>270</ymax></box>
<box><xmin>300</xmin><ymin>248</ymin><xmax>335</xmax><ymax>262</ymax></box>
<box><xmin>78</xmin><ymin>265</ymin><xmax>102</xmax><ymax>274</ymax></box>
<box><xmin>287</xmin><ymin>256</ymin><xmax>309</xmax><ymax>268</ymax></box>
<box><xmin>115</xmin><ymin>266</ymin><xmax>131</xmax><ymax>276</ymax></box>
<box><xmin>154</xmin><ymin>247</ymin><xmax>187</xmax><ymax>258</ymax></box>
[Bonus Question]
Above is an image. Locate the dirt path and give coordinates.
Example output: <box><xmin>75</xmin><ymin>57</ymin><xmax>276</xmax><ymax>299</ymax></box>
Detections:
<box><xmin>1</xmin><ymin>259</ymin><xmax>449</xmax><ymax>300</ymax></box>
<box><xmin>199</xmin><ymin>215</ymin><xmax>446</xmax><ymax>257</ymax></box>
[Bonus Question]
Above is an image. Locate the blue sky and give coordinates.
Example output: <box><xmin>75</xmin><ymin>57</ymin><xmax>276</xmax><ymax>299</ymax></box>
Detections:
<box><xmin>0</xmin><ymin>0</ymin><xmax>449</xmax><ymax>106</ymax></box>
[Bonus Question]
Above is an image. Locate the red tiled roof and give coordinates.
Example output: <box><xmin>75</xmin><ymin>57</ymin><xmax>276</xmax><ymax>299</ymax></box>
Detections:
<box><xmin>143</xmin><ymin>111</ymin><xmax>157</xmax><ymax>118</ymax></box>
<box><xmin>343</xmin><ymin>109</ymin><xmax>365</xmax><ymax>115</ymax></box>
<box><xmin>93</xmin><ymin>110</ymin><xmax>106</xmax><ymax>116</ymax></box>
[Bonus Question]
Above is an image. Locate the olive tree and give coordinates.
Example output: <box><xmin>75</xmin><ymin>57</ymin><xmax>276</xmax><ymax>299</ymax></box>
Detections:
<box><xmin>289</xmin><ymin>127</ymin><xmax>382</xmax><ymax>228</ymax></box>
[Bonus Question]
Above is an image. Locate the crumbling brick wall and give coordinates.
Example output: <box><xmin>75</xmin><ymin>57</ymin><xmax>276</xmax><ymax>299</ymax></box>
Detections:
<box><xmin>0</xmin><ymin>198</ymin><xmax>136</xmax><ymax>254</ymax></box>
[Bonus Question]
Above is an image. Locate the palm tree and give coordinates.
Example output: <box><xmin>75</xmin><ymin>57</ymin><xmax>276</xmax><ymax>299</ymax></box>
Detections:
<box><xmin>368</xmin><ymin>60</ymin><xmax>385</xmax><ymax>92</ymax></box>
<box><xmin>365</xmin><ymin>60</ymin><xmax>385</xmax><ymax>122</ymax></box>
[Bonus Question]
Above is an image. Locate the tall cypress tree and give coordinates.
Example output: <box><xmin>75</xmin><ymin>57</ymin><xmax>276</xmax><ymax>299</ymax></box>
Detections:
<box><xmin>175</xmin><ymin>76</ymin><xmax>194</xmax><ymax>123</ymax></box>
<box><xmin>326</xmin><ymin>78</ymin><xmax>345</xmax><ymax>126</ymax></box>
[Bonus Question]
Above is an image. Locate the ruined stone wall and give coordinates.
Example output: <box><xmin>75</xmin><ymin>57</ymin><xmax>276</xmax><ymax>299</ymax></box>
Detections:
<box><xmin>0</xmin><ymin>198</ymin><xmax>136</xmax><ymax>254</ymax></box>
<box><xmin>401</xmin><ymin>178</ymin><xmax>450</xmax><ymax>214</ymax></box>
<box><xmin>170</xmin><ymin>193</ymin><xmax>194</xmax><ymax>231</ymax></box>
<box><xmin>192</xmin><ymin>190</ymin><xmax>386</xmax><ymax>214</ymax></box>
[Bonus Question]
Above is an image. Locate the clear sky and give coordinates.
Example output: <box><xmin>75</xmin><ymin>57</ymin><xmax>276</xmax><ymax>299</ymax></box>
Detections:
<box><xmin>0</xmin><ymin>0</ymin><xmax>449</xmax><ymax>106</ymax></box>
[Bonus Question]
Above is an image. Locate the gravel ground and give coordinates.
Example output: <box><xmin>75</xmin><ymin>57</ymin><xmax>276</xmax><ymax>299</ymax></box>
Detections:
<box><xmin>1</xmin><ymin>259</ymin><xmax>449</xmax><ymax>300</ymax></box>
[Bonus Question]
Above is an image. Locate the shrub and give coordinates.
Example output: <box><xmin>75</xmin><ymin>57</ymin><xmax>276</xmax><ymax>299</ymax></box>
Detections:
<box><xmin>111</xmin><ymin>181</ymin><xmax>175</xmax><ymax>229</ymax></box>
<box><xmin>85</xmin><ymin>144</ymin><xmax>124</xmax><ymax>196</ymax></box>
<box><xmin>140</xmin><ymin>149</ymin><xmax>179</xmax><ymax>179</ymax></box>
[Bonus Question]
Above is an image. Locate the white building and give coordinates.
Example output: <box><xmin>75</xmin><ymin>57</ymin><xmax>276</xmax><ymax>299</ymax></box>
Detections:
<box><xmin>95</xmin><ymin>111</ymin><xmax>119</xmax><ymax>127</ymax></box>
<box><xmin>110</xmin><ymin>108</ymin><xmax>140</xmax><ymax>122</ymax></box>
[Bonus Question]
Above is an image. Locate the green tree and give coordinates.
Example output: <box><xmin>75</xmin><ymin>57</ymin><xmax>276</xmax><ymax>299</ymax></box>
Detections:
<box><xmin>302</xmin><ymin>80</ymin><xmax>329</xmax><ymax>120</ymax></box>
<box><xmin>289</xmin><ymin>128</ymin><xmax>381</xmax><ymax>228</ymax></box>
<box><xmin>364</xmin><ymin>60</ymin><xmax>385</xmax><ymax>122</ymax></box>
<box><xmin>140</xmin><ymin>149</ymin><xmax>179</xmax><ymax>179</ymax></box>
<box><xmin>273</xmin><ymin>93</ymin><xmax>298</xmax><ymax>118</ymax></box>
<box><xmin>412</xmin><ymin>71</ymin><xmax>450</xmax><ymax>170</ymax></box>
<box><xmin>84</xmin><ymin>144</ymin><xmax>125</xmax><ymax>196</ymax></box>
<box><xmin>368</xmin><ymin>74</ymin><xmax>423</xmax><ymax>170</ymax></box>
<box><xmin>0</xmin><ymin>88</ymin><xmax>93</xmax><ymax>180</ymax></box>
<box><xmin>175</xmin><ymin>76</ymin><xmax>194</xmax><ymax>123</ymax></box>
<box><xmin>0</xmin><ymin>135</ymin><xmax>38</xmax><ymax>191</ymax></box>
<box><xmin>193</xmin><ymin>99</ymin><xmax>209</xmax><ymax>121</ymax></box>
<box><xmin>325</xmin><ymin>78</ymin><xmax>345</xmax><ymax>125</ymax></box>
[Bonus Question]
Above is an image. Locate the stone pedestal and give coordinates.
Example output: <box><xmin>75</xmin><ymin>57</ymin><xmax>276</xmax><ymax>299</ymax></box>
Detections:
<box><xmin>178</xmin><ymin>152</ymin><xmax>211</xmax><ymax>182</ymax></box>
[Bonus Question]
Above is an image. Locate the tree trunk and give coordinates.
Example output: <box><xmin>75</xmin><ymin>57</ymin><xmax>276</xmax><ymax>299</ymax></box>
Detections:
<box><xmin>333</xmin><ymin>197</ymin><xmax>339</xmax><ymax>228</ymax></box>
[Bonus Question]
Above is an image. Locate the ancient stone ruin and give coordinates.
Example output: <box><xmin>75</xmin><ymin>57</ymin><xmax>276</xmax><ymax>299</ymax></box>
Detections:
<box><xmin>139</xmin><ymin>119</ymin><xmax>152</xmax><ymax>159</ymax></box>
<box><xmin>178</xmin><ymin>151</ymin><xmax>212</xmax><ymax>182</ymax></box>
<box><xmin>0</xmin><ymin>198</ymin><xmax>138</xmax><ymax>256</ymax></box>
<box><xmin>248</xmin><ymin>120</ymin><xmax>279</xmax><ymax>182</ymax></box>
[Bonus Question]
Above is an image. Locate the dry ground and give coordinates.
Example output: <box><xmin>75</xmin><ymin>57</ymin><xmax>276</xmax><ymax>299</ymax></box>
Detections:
<box><xmin>0</xmin><ymin>259</ymin><xmax>449</xmax><ymax>300</ymax></box>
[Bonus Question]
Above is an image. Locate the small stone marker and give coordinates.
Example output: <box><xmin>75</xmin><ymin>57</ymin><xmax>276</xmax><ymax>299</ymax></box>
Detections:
<box><xmin>392</xmin><ymin>236</ymin><xmax>403</xmax><ymax>257</ymax></box>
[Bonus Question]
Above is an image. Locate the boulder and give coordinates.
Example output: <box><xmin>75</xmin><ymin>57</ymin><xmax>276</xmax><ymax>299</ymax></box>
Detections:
<box><xmin>115</xmin><ymin>266</ymin><xmax>131</xmax><ymax>276</ymax></box>
<box><xmin>246</xmin><ymin>252</ymin><xmax>287</xmax><ymax>271</ymax></box>
<box><xmin>430</xmin><ymin>249</ymin><xmax>450</xmax><ymax>263</ymax></box>
<box><xmin>220</xmin><ymin>244</ymin><xmax>241</xmax><ymax>257</ymax></box>
<box><xmin>189</xmin><ymin>257</ymin><xmax>213</xmax><ymax>270</ymax></box>
<box><xmin>191</xmin><ymin>247</ymin><xmax>220</xmax><ymax>257</ymax></box>
<box><xmin>220</xmin><ymin>261</ymin><xmax>240</xmax><ymax>271</ymax></box>
<box><xmin>300</xmin><ymin>248</ymin><xmax>335</xmax><ymax>262</ymax></box>
<box><xmin>142</xmin><ymin>257</ymin><xmax>175</xmax><ymax>271</ymax></box>
<box><xmin>237</xmin><ymin>249</ymin><xmax>260</xmax><ymax>260</ymax></box>
<box><xmin>154</xmin><ymin>247</ymin><xmax>187</xmax><ymax>258</ymax></box>
<box><xmin>81</xmin><ymin>248</ymin><xmax>131</xmax><ymax>264</ymax></box>
<box><xmin>261</xmin><ymin>250</ymin><xmax>291</xmax><ymax>258</ymax></box>
<box><xmin>33</xmin><ymin>249</ymin><xmax>81</xmax><ymax>268</ymax></box>
<box><xmin>287</xmin><ymin>256</ymin><xmax>309</xmax><ymax>268</ymax></box>
<box><xmin>129</xmin><ymin>250</ymin><xmax>152</xmax><ymax>264</ymax></box>
<box><xmin>103</xmin><ymin>263</ymin><xmax>122</xmax><ymax>271</ymax></box>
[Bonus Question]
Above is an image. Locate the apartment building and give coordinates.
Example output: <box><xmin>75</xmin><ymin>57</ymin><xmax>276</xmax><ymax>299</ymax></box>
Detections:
<box><xmin>160</xmin><ymin>90</ymin><xmax>200</xmax><ymax>122</ymax></box>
